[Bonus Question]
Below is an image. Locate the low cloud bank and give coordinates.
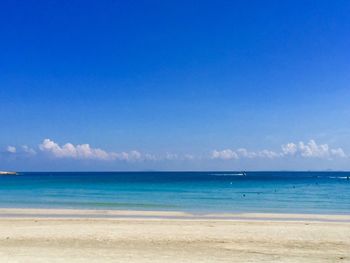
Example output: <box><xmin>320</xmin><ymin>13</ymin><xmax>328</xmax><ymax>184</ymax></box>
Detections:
<box><xmin>39</xmin><ymin>139</ymin><xmax>143</xmax><ymax>161</ymax></box>
<box><xmin>37</xmin><ymin>139</ymin><xmax>195</xmax><ymax>162</ymax></box>
<box><xmin>212</xmin><ymin>140</ymin><xmax>347</xmax><ymax>160</ymax></box>
<box><xmin>3</xmin><ymin>138</ymin><xmax>347</xmax><ymax>163</ymax></box>
<box><xmin>5</xmin><ymin>145</ymin><xmax>36</xmax><ymax>156</ymax></box>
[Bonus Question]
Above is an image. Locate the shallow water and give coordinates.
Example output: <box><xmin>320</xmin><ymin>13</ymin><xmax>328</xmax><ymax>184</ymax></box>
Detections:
<box><xmin>0</xmin><ymin>172</ymin><xmax>349</xmax><ymax>214</ymax></box>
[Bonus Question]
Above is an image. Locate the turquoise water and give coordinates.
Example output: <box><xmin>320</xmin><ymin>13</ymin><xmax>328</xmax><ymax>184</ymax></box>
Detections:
<box><xmin>0</xmin><ymin>172</ymin><xmax>349</xmax><ymax>214</ymax></box>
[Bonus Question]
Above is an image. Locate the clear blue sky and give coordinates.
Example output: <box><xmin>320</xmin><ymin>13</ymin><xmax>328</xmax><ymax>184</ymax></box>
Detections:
<box><xmin>1</xmin><ymin>0</ymin><xmax>350</xmax><ymax>171</ymax></box>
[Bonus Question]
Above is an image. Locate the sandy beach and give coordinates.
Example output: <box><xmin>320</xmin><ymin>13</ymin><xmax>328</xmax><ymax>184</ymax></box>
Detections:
<box><xmin>0</xmin><ymin>209</ymin><xmax>349</xmax><ymax>262</ymax></box>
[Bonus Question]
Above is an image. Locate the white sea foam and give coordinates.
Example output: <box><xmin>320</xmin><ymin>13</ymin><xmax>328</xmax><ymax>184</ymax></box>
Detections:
<box><xmin>328</xmin><ymin>176</ymin><xmax>349</xmax><ymax>180</ymax></box>
<box><xmin>210</xmin><ymin>173</ymin><xmax>245</xmax><ymax>177</ymax></box>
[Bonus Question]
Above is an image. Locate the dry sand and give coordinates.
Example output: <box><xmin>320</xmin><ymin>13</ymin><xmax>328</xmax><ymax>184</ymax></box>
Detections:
<box><xmin>0</xmin><ymin>209</ymin><xmax>349</xmax><ymax>263</ymax></box>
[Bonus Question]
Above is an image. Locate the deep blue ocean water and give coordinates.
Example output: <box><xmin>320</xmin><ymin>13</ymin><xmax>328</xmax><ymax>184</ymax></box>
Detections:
<box><xmin>0</xmin><ymin>172</ymin><xmax>349</xmax><ymax>214</ymax></box>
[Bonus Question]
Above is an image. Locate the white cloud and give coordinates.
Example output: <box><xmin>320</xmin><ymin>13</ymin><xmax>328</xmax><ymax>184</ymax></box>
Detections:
<box><xmin>21</xmin><ymin>145</ymin><xmax>36</xmax><ymax>155</ymax></box>
<box><xmin>39</xmin><ymin>139</ymin><xmax>143</xmax><ymax>161</ymax></box>
<box><xmin>3</xmin><ymin>145</ymin><xmax>36</xmax><ymax>157</ymax></box>
<box><xmin>4</xmin><ymin>138</ymin><xmax>348</xmax><ymax>164</ymax></box>
<box><xmin>37</xmin><ymin>139</ymin><xmax>200</xmax><ymax>162</ymax></box>
<box><xmin>212</xmin><ymin>148</ymin><xmax>280</xmax><ymax>160</ymax></box>
<box><xmin>165</xmin><ymin>153</ymin><xmax>196</xmax><ymax>161</ymax></box>
<box><xmin>111</xmin><ymin>150</ymin><xmax>142</xmax><ymax>161</ymax></box>
<box><xmin>236</xmin><ymin>148</ymin><xmax>257</xmax><ymax>158</ymax></box>
<box><xmin>282</xmin><ymin>140</ymin><xmax>347</xmax><ymax>159</ymax></box>
<box><xmin>212</xmin><ymin>149</ymin><xmax>239</xmax><ymax>160</ymax></box>
<box><xmin>165</xmin><ymin>153</ymin><xmax>178</xmax><ymax>160</ymax></box>
<box><xmin>281</xmin><ymin>143</ymin><xmax>297</xmax><ymax>156</ymax></box>
<box><xmin>257</xmin><ymin>149</ymin><xmax>281</xmax><ymax>159</ymax></box>
<box><xmin>212</xmin><ymin>139</ymin><xmax>347</xmax><ymax>161</ymax></box>
<box><xmin>6</xmin><ymin>146</ymin><xmax>16</xmax><ymax>153</ymax></box>
<box><xmin>330</xmin><ymin>148</ymin><xmax>346</xmax><ymax>158</ymax></box>
<box><xmin>39</xmin><ymin>139</ymin><xmax>108</xmax><ymax>160</ymax></box>
<box><xmin>298</xmin><ymin>140</ymin><xmax>329</xmax><ymax>158</ymax></box>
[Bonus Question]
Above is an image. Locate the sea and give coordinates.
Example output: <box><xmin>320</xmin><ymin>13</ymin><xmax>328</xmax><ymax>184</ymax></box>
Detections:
<box><xmin>0</xmin><ymin>172</ymin><xmax>349</xmax><ymax>214</ymax></box>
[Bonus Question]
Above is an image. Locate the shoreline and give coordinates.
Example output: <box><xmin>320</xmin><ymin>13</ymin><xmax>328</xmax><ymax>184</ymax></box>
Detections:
<box><xmin>0</xmin><ymin>208</ymin><xmax>350</xmax><ymax>222</ymax></box>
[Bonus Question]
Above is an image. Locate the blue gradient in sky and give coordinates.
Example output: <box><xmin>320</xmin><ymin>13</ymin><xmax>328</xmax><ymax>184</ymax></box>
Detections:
<box><xmin>1</xmin><ymin>1</ymin><xmax>350</xmax><ymax>170</ymax></box>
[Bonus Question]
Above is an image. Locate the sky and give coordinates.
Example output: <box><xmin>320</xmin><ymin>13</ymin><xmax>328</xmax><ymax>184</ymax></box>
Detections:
<box><xmin>1</xmin><ymin>0</ymin><xmax>350</xmax><ymax>171</ymax></box>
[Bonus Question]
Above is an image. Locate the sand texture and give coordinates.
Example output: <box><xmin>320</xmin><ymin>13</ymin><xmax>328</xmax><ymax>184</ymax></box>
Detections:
<box><xmin>0</xmin><ymin>209</ymin><xmax>349</xmax><ymax>263</ymax></box>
